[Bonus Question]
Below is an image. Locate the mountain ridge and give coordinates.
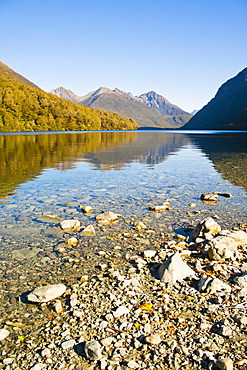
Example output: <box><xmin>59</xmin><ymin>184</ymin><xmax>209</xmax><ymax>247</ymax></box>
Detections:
<box><xmin>0</xmin><ymin>62</ymin><xmax>138</xmax><ymax>132</ymax></box>
<box><xmin>50</xmin><ymin>86</ymin><xmax>192</xmax><ymax>129</ymax></box>
<box><xmin>183</xmin><ymin>67</ymin><xmax>247</xmax><ymax>130</ymax></box>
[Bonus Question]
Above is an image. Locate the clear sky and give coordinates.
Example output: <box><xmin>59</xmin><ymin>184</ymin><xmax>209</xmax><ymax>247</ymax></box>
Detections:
<box><xmin>1</xmin><ymin>0</ymin><xmax>246</xmax><ymax>112</ymax></box>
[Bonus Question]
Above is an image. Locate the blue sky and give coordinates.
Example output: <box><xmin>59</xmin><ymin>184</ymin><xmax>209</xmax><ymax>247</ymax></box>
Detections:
<box><xmin>1</xmin><ymin>0</ymin><xmax>246</xmax><ymax>112</ymax></box>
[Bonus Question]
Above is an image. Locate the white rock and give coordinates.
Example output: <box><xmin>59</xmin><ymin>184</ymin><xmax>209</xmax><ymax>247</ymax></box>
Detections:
<box><xmin>144</xmin><ymin>250</ymin><xmax>156</xmax><ymax>259</ymax></box>
<box><xmin>60</xmin><ymin>219</ymin><xmax>80</xmax><ymax>230</ymax></box>
<box><xmin>127</xmin><ymin>360</ymin><xmax>140</xmax><ymax>369</ymax></box>
<box><xmin>61</xmin><ymin>339</ymin><xmax>76</xmax><ymax>349</ymax></box>
<box><xmin>158</xmin><ymin>252</ymin><xmax>196</xmax><ymax>284</ymax></box>
<box><xmin>192</xmin><ymin>217</ymin><xmax>221</xmax><ymax>241</ymax></box>
<box><xmin>145</xmin><ymin>333</ymin><xmax>162</xmax><ymax>345</ymax></box>
<box><xmin>198</xmin><ymin>276</ymin><xmax>231</xmax><ymax>294</ymax></box>
<box><xmin>81</xmin><ymin>225</ymin><xmax>96</xmax><ymax>235</ymax></box>
<box><xmin>95</xmin><ymin>212</ymin><xmax>120</xmax><ymax>225</ymax></box>
<box><xmin>30</xmin><ymin>364</ymin><xmax>46</xmax><ymax>370</ymax></box>
<box><xmin>233</xmin><ymin>272</ymin><xmax>247</xmax><ymax>288</ymax></box>
<box><xmin>215</xmin><ymin>357</ymin><xmax>233</xmax><ymax>370</ymax></box>
<box><xmin>27</xmin><ymin>284</ymin><xmax>66</xmax><ymax>303</ymax></box>
<box><xmin>113</xmin><ymin>305</ymin><xmax>130</xmax><ymax>318</ymax></box>
<box><xmin>81</xmin><ymin>205</ymin><xmax>93</xmax><ymax>213</ymax></box>
<box><xmin>84</xmin><ymin>340</ymin><xmax>102</xmax><ymax>361</ymax></box>
<box><xmin>0</xmin><ymin>329</ymin><xmax>10</xmax><ymax>340</ymax></box>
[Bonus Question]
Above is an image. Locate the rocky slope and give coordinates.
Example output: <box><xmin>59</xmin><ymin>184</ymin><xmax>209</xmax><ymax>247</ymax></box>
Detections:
<box><xmin>183</xmin><ymin>67</ymin><xmax>247</xmax><ymax>130</ymax></box>
<box><xmin>50</xmin><ymin>87</ymin><xmax>192</xmax><ymax>129</ymax></box>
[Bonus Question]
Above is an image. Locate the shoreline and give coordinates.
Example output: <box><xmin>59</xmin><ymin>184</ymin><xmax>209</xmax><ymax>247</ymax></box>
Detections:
<box><xmin>1</xmin><ymin>211</ymin><xmax>247</xmax><ymax>369</ymax></box>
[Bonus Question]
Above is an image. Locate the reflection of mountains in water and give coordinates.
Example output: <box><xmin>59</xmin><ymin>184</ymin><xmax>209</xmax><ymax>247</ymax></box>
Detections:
<box><xmin>84</xmin><ymin>132</ymin><xmax>189</xmax><ymax>170</ymax></box>
<box><xmin>190</xmin><ymin>133</ymin><xmax>247</xmax><ymax>192</ymax></box>
<box><xmin>0</xmin><ymin>131</ymin><xmax>189</xmax><ymax>199</ymax></box>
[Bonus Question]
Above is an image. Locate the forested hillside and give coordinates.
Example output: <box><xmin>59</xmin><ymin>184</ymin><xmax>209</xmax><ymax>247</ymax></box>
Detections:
<box><xmin>0</xmin><ymin>62</ymin><xmax>138</xmax><ymax>132</ymax></box>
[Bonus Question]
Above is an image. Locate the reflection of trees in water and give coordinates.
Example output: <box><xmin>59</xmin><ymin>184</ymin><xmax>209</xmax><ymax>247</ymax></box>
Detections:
<box><xmin>190</xmin><ymin>133</ymin><xmax>247</xmax><ymax>193</ymax></box>
<box><xmin>0</xmin><ymin>131</ymin><xmax>189</xmax><ymax>198</ymax></box>
<box><xmin>0</xmin><ymin>131</ymin><xmax>137</xmax><ymax>198</ymax></box>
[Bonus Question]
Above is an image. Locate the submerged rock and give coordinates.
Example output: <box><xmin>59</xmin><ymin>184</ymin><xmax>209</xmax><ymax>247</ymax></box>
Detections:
<box><xmin>27</xmin><ymin>284</ymin><xmax>67</xmax><ymax>303</ymax></box>
<box><xmin>81</xmin><ymin>225</ymin><xmax>96</xmax><ymax>235</ymax></box>
<box><xmin>158</xmin><ymin>252</ymin><xmax>196</xmax><ymax>284</ymax></box>
<box><xmin>149</xmin><ymin>202</ymin><xmax>170</xmax><ymax>212</ymax></box>
<box><xmin>95</xmin><ymin>211</ymin><xmax>120</xmax><ymax>225</ymax></box>
<box><xmin>200</xmin><ymin>193</ymin><xmax>218</xmax><ymax>202</ymax></box>
<box><xmin>60</xmin><ymin>219</ymin><xmax>80</xmax><ymax>231</ymax></box>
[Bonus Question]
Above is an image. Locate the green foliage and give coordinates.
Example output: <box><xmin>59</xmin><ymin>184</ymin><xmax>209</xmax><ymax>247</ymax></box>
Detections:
<box><xmin>0</xmin><ymin>65</ymin><xmax>138</xmax><ymax>132</ymax></box>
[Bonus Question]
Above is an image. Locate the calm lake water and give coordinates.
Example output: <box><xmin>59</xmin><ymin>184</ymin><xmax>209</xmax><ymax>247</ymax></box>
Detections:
<box><xmin>0</xmin><ymin>130</ymin><xmax>247</xmax><ymax>259</ymax></box>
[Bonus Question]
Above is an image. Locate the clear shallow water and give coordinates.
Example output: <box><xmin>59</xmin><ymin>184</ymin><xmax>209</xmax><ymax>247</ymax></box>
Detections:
<box><xmin>0</xmin><ymin>130</ymin><xmax>247</xmax><ymax>253</ymax></box>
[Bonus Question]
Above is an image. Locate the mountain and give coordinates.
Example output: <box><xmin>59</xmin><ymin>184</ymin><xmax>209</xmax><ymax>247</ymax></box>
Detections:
<box><xmin>183</xmin><ymin>67</ymin><xmax>247</xmax><ymax>130</ymax></box>
<box><xmin>0</xmin><ymin>61</ymin><xmax>40</xmax><ymax>90</ymax></box>
<box><xmin>50</xmin><ymin>87</ymin><xmax>192</xmax><ymax>129</ymax></box>
<box><xmin>0</xmin><ymin>62</ymin><xmax>138</xmax><ymax>132</ymax></box>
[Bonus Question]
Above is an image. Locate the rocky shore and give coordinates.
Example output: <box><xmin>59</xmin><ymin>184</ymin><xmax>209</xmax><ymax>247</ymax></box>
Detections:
<box><xmin>1</xmin><ymin>198</ymin><xmax>247</xmax><ymax>370</ymax></box>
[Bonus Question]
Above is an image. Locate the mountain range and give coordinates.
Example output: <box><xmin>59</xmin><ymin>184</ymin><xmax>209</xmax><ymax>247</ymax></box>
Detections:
<box><xmin>183</xmin><ymin>67</ymin><xmax>247</xmax><ymax>130</ymax></box>
<box><xmin>50</xmin><ymin>87</ymin><xmax>192</xmax><ymax>129</ymax></box>
<box><xmin>0</xmin><ymin>61</ymin><xmax>137</xmax><ymax>132</ymax></box>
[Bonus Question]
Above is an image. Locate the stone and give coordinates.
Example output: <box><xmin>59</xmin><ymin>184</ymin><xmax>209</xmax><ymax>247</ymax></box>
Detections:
<box><xmin>81</xmin><ymin>225</ymin><xmax>96</xmax><ymax>235</ymax></box>
<box><xmin>192</xmin><ymin>217</ymin><xmax>221</xmax><ymax>241</ymax></box>
<box><xmin>60</xmin><ymin>219</ymin><xmax>80</xmax><ymax>230</ymax></box>
<box><xmin>158</xmin><ymin>252</ymin><xmax>196</xmax><ymax>284</ymax></box>
<box><xmin>200</xmin><ymin>193</ymin><xmax>218</xmax><ymax>202</ymax></box>
<box><xmin>149</xmin><ymin>202</ymin><xmax>170</xmax><ymax>212</ymax></box>
<box><xmin>206</xmin><ymin>230</ymin><xmax>247</xmax><ymax>261</ymax></box>
<box><xmin>30</xmin><ymin>364</ymin><xmax>46</xmax><ymax>370</ymax></box>
<box><xmin>53</xmin><ymin>299</ymin><xmax>63</xmax><ymax>314</ymax></box>
<box><xmin>0</xmin><ymin>329</ymin><xmax>10</xmax><ymax>340</ymax></box>
<box><xmin>113</xmin><ymin>305</ymin><xmax>130</xmax><ymax>318</ymax></box>
<box><xmin>216</xmin><ymin>193</ymin><xmax>233</xmax><ymax>198</ymax></box>
<box><xmin>95</xmin><ymin>211</ymin><xmax>120</xmax><ymax>225</ymax></box>
<box><xmin>61</xmin><ymin>339</ymin><xmax>76</xmax><ymax>349</ymax></box>
<box><xmin>101</xmin><ymin>337</ymin><xmax>114</xmax><ymax>347</ymax></box>
<box><xmin>66</xmin><ymin>237</ymin><xmax>78</xmax><ymax>245</ymax></box>
<box><xmin>234</xmin><ymin>272</ymin><xmax>247</xmax><ymax>296</ymax></box>
<box><xmin>143</xmin><ymin>250</ymin><xmax>156</xmax><ymax>259</ymax></box>
<box><xmin>80</xmin><ymin>205</ymin><xmax>93</xmax><ymax>213</ymax></box>
<box><xmin>27</xmin><ymin>284</ymin><xmax>67</xmax><ymax>303</ymax></box>
<box><xmin>127</xmin><ymin>361</ymin><xmax>140</xmax><ymax>369</ymax></box>
<box><xmin>198</xmin><ymin>276</ymin><xmax>231</xmax><ymax>294</ymax></box>
<box><xmin>84</xmin><ymin>340</ymin><xmax>102</xmax><ymax>361</ymax></box>
<box><xmin>145</xmin><ymin>334</ymin><xmax>162</xmax><ymax>345</ymax></box>
<box><xmin>215</xmin><ymin>357</ymin><xmax>234</xmax><ymax>370</ymax></box>
<box><xmin>11</xmin><ymin>247</ymin><xmax>40</xmax><ymax>260</ymax></box>
<box><xmin>135</xmin><ymin>221</ymin><xmax>147</xmax><ymax>230</ymax></box>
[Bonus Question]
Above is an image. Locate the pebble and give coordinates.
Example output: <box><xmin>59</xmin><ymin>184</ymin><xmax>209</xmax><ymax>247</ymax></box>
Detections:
<box><xmin>0</xmin><ymin>329</ymin><xmax>10</xmax><ymax>340</ymax></box>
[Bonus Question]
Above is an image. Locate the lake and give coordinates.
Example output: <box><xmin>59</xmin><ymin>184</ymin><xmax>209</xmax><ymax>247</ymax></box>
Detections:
<box><xmin>0</xmin><ymin>130</ymin><xmax>247</xmax><ymax>278</ymax></box>
<box><xmin>0</xmin><ymin>130</ymin><xmax>247</xmax><ymax>367</ymax></box>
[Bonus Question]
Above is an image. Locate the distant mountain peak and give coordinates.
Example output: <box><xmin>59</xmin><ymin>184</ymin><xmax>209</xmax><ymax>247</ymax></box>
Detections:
<box><xmin>50</xmin><ymin>85</ymin><xmax>192</xmax><ymax>128</ymax></box>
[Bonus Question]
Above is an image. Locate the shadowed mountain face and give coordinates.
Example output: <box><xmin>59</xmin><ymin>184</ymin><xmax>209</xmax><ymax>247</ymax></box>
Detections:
<box><xmin>189</xmin><ymin>133</ymin><xmax>247</xmax><ymax>192</ymax></box>
<box><xmin>50</xmin><ymin>87</ymin><xmax>192</xmax><ymax>129</ymax></box>
<box><xmin>184</xmin><ymin>67</ymin><xmax>247</xmax><ymax>130</ymax></box>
